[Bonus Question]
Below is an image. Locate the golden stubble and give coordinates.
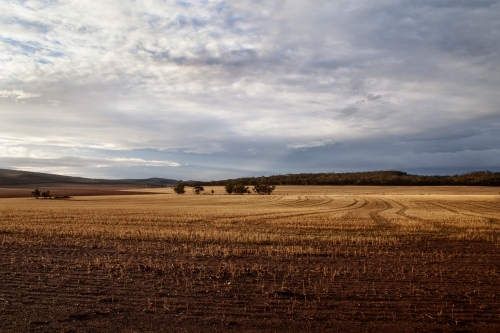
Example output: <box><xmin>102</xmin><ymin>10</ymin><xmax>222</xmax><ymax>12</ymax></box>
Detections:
<box><xmin>1</xmin><ymin>186</ymin><xmax>499</xmax><ymax>254</ymax></box>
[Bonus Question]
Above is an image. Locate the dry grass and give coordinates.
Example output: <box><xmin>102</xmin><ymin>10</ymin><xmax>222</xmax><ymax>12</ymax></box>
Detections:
<box><xmin>1</xmin><ymin>186</ymin><xmax>500</xmax><ymax>331</ymax></box>
<box><xmin>2</xmin><ymin>186</ymin><xmax>499</xmax><ymax>251</ymax></box>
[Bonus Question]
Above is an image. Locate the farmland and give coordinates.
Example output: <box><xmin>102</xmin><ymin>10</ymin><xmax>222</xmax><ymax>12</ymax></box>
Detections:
<box><xmin>1</xmin><ymin>186</ymin><xmax>500</xmax><ymax>332</ymax></box>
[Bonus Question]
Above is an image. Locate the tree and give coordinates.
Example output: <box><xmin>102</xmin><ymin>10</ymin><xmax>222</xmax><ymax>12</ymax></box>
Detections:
<box><xmin>31</xmin><ymin>188</ymin><xmax>41</xmax><ymax>199</ymax></box>
<box><xmin>253</xmin><ymin>183</ymin><xmax>276</xmax><ymax>195</ymax></box>
<box><xmin>224</xmin><ymin>182</ymin><xmax>235</xmax><ymax>194</ymax></box>
<box><xmin>233</xmin><ymin>183</ymin><xmax>250</xmax><ymax>194</ymax></box>
<box><xmin>173</xmin><ymin>181</ymin><xmax>186</xmax><ymax>194</ymax></box>
<box><xmin>225</xmin><ymin>182</ymin><xmax>250</xmax><ymax>194</ymax></box>
<box><xmin>41</xmin><ymin>190</ymin><xmax>51</xmax><ymax>199</ymax></box>
<box><xmin>193</xmin><ymin>185</ymin><xmax>204</xmax><ymax>194</ymax></box>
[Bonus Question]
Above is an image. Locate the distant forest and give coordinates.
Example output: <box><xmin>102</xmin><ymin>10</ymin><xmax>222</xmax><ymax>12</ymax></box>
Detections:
<box><xmin>200</xmin><ymin>171</ymin><xmax>500</xmax><ymax>187</ymax></box>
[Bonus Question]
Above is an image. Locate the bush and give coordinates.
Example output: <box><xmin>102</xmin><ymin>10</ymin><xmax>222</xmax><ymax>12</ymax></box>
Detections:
<box><xmin>193</xmin><ymin>185</ymin><xmax>204</xmax><ymax>194</ymax></box>
<box><xmin>225</xmin><ymin>182</ymin><xmax>250</xmax><ymax>194</ymax></box>
<box><xmin>253</xmin><ymin>184</ymin><xmax>276</xmax><ymax>195</ymax></box>
<box><xmin>233</xmin><ymin>183</ymin><xmax>250</xmax><ymax>194</ymax></box>
<box><xmin>173</xmin><ymin>181</ymin><xmax>186</xmax><ymax>194</ymax></box>
<box><xmin>41</xmin><ymin>190</ymin><xmax>51</xmax><ymax>199</ymax></box>
<box><xmin>31</xmin><ymin>188</ymin><xmax>41</xmax><ymax>199</ymax></box>
<box><xmin>224</xmin><ymin>182</ymin><xmax>234</xmax><ymax>194</ymax></box>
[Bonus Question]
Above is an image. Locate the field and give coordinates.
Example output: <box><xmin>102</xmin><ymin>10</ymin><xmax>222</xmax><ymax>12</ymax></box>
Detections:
<box><xmin>1</xmin><ymin>186</ymin><xmax>500</xmax><ymax>332</ymax></box>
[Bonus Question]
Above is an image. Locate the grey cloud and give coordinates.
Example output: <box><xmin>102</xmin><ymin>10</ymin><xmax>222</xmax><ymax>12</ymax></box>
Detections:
<box><xmin>366</xmin><ymin>94</ymin><xmax>381</xmax><ymax>101</ymax></box>
<box><xmin>337</xmin><ymin>106</ymin><xmax>359</xmax><ymax>119</ymax></box>
<box><xmin>287</xmin><ymin>140</ymin><xmax>335</xmax><ymax>150</ymax></box>
<box><xmin>0</xmin><ymin>0</ymin><xmax>499</xmax><ymax>179</ymax></box>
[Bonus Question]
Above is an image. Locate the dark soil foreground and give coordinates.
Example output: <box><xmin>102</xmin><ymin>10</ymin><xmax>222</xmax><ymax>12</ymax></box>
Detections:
<box><xmin>1</xmin><ymin>237</ymin><xmax>499</xmax><ymax>332</ymax></box>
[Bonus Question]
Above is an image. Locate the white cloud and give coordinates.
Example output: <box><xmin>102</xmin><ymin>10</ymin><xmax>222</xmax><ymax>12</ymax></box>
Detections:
<box><xmin>245</xmin><ymin>148</ymin><xmax>257</xmax><ymax>155</ymax></box>
<box><xmin>0</xmin><ymin>144</ymin><xmax>180</xmax><ymax>168</ymax></box>
<box><xmin>182</xmin><ymin>144</ymin><xmax>227</xmax><ymax>155</ymax></box>
<box><xmin>104</xmin><ymin>157</ymin><xmax>181</xmax><ymax>167</ymax></box>
<box><xmin>0</xmin><ymin>0</ymin><xmax>499</xmax><ymax>178</ymax></box>
<box><xmin>0</xmin><ymin>90</ymin><xmax>40</xmax><ymax>100</ymax></box>
<box><xmin>0</xmin><ymin>145</ymin><xmax>59</xmax><ymax>159</ymax></box>
<box><xmin>0</xmin><ymin>145</ymin><xmax>29</xmax><ymax>157</ymax></box>
<box><xmin>287</xmin><ymin>140</ymin><xmax>335</xmax><ymax>150</ymax></box>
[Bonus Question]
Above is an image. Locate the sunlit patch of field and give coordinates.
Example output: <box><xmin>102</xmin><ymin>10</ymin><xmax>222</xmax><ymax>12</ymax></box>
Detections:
<box><xmin>2</xmin><ymin>187</ymin><xmax>499</xmax><ymax>249</ymax></box>
<box><xmin>1</xmin><ymin>186</ymin><xmax>500</xmax><ymax>332</ymax></box>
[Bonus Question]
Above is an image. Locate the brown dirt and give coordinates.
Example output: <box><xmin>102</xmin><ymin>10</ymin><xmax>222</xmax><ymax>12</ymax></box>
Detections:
<box><xmin>1</xmin><ymin>237</ymin><xmax>500</xmax><ymax>332</ymax></box>
<box><xmin>1</xmin><ymin>187</ymin><xmax>500</xmax><ymax>332</ymax></box>
<box><xmin>0</xmin><ymin>184</ymin><xmax>161</xmax><ymax>198</ymax></box>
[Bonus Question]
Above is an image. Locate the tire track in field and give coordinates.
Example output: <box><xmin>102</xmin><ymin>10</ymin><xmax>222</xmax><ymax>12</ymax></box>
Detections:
<box><xmin>386</xmin><ymin>198</ymin><xmax>427</xmax><ymax>222</ymax></box>
<box><xmin>368</xmin><ymin>199</ymin><xmax>393</xmax><ymax>228</ymax></box>
<box><xmin>423</xmin><ymin>202</ymin><xmax>496</xmax><ymax>220</ymax></box>
<box><xmin>281</xmin><ymin>196</ymin><xmax>334</xmax><ymax>208</ymax></box>
<box><xmin>215</xmin><ymin>197</ymin><xmax>366</xmax><ymax>224</ymax></box>
<box><xmin>441</xmin><ymin>202</ymin><xmax>500</xmax><ymax>222</ymax></box>
<box><xmin>263</xmin><ymin>198</ymin><xmax>366</xmax><ymax>222</ymax></box>
<box><xmin>413</xmin><ymin>201</ymin><xmax>498</xmax><ymax>235</ymax></box>
<box><xmin>252</xmin><ymin>195</ymin><xmax>284</xmax><ymax>203</ymax></box>
<box><xmin>275</xmin><ymin>196</ymin><xmax>333</xmax><ymax>208</ymax></box>
<box><xmin>385</xmin><ymin>198</ymin><xmax>456</xmax><ymax>235</ymax></box>
<box><xmin>447</xmin><ymin>201</ymin><xmax>500</xmax><ymax>215</ymax></box>
<box><xmin>244</xmin><ymin>198</ymin><xmax>361</xmax><ymax>220</ymax></box>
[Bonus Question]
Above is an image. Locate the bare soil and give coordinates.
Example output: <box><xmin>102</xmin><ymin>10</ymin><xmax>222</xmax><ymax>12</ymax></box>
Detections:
<box><xmin>2</xmin><ymin>237</ymin><xmax>500</xmax><ymax>332</ymax></box>
<box><xmin>1</xmin><ymin>187</ymin><xmax>499</xmax><ymax>332</ymax></box>
<box><xmin>0</xmin><ymin>184</ymin><xmax>159</xmax><ymax>198</ymax></box>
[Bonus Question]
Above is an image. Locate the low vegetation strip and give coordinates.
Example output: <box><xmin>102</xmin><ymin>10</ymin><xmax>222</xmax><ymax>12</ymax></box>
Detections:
<box><xmin>203</xmin><ymin>170</ymin><xmax>500</xmax><ymax>186</ymax></box>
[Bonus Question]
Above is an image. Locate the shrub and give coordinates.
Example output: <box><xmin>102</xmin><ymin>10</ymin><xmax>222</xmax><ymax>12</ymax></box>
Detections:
<box><xmin>31</xmin><ymin>188</ymin><xmax>41</xmax><ymax>199</ymax></box>
<box><xmin>253</xmin><ymin>184</ymin><xmax>276</xmax><ymax>195</ymax></box>
<box><xmin>233</xmin><ymin>183</ymin><xmax>251</xmax><ymax>194</ymax></box>
<box><xmin>193</xmin><ymin>185</ymin><xmax>204</xmax><ymax>194</ymax></box>
<box><xmin>173</xmin><ymin>181</ymin><xmax>186</xmax><ymax>194</ymax></box>
<box><xmin>224</xmin><ymin>182</ymin><xmax>234</xmax><ymax>194</ymax></box>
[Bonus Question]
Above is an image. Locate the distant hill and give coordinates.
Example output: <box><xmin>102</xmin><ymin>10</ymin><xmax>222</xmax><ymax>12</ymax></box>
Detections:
<box><xmin>122</xmin><ymin>177</ymin><xmax>178</xmax><ymax>186</ymax></box>
<box><xmin>3</xmin><ymin>168</ymin><xmax>499</xmax><ymax>187</ymax></box>
<box><xmin>0</xmin><ymin>169</ymin><xmax>178</xmax><ymax>186</ymax></box>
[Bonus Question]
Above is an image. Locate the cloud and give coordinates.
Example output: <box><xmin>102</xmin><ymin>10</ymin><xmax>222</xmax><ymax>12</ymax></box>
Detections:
<box><xmin>245</xmin><ymin>148</ymin><xmax>257</xmax><ymax>155</ymax></box>
<box><xmin>0</xmin><ymin>144</ymin><xmax>181</xmax><ymax>168</ymax></box>
<box><xmin>0</xmin><ymin>144</ymin><xmax>59</xmax><ymax>159</ymax></box>
<box><xmin>181</xmin><ymin>144</ymin><xmax>227</xmax><ymax>155</ymax></box>
<box><xmin>366</xmin><ymin>94</ymin><xmax>381</xmax><ymax>101</ymax></box>
<box><xmin>103</xmin><ymin>157</ymin><xmax>181</xmax><ymax>167</ymax></box>
<box><xmin>0</xmin><ymin>0</ymin><xmax>499</xmax><ymax>179</ymax></box>
<box><xmin>0</xmin><ymin>90</ymin><xmax>41</xmax><ymax>100</ymax></box>
<box><xmin>287</xmin><ymin>140</ymin><xmax>335</xmax><ymax>150</ymax></box>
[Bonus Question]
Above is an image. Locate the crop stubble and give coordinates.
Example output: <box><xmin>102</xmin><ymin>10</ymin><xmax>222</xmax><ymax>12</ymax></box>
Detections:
<box><xmin>1</xmin><ymin>186</ymin><xmax>500</xmax><ymax>332</ymax></box>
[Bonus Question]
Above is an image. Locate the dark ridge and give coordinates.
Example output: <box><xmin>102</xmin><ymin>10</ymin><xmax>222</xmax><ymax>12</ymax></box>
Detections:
<box><xmin>200</xmin><ymin>170</ymin><xmax>500</xmax><ymax>186</ymax></box>
<box><xmin>0</xmin><ymin>169</ymin><xmax>177</xmax><ymax>186</ymax></box>
<box><xmin>2</xmin><ymin>168</ymin><xmax>499</xmax><ymax>187</ymax></box>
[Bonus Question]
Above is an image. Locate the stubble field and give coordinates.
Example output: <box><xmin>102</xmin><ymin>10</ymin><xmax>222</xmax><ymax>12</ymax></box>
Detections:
<box><xmin>1</xmin><ymin>186</ymin><xmax>500</xmax><ymax>332</ymax></box>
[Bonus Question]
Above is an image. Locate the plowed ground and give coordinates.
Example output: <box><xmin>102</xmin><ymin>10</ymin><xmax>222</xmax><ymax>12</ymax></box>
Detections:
<box><xmin>1</xmin><ymin>186</ymin><xmax>500</xmax><ymax>332</ymax></box>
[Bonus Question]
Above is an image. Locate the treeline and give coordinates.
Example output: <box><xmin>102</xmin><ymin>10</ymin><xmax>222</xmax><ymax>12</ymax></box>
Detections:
<box><xmin>200</xmin><ymin>171</ymin><xmax>500</xmax><ymax>187</ymax></box>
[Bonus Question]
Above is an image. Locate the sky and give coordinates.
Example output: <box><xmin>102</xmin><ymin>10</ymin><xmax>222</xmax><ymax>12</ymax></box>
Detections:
<box><xmin>1</xmin><ymin>0</ymin><xmax>500</xmax><ymax>181</ymax></box>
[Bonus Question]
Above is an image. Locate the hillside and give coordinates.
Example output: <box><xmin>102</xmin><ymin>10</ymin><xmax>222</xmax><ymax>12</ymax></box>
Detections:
<box><xmin>0</xmin><ymin>169</ymin><xmax>177</xmax><ymax>186</ymax></box>
<box><xmin>201</xmin><ymin>170</ymin><xmax>500</xmax><ymax>187</ymax></box>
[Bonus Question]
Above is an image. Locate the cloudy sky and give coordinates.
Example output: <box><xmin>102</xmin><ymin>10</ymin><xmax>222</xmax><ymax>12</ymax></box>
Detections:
<box><xmin>1</xmin><ymin>0</ymin><xmax>499</xmax><ymax>180</ymax></box>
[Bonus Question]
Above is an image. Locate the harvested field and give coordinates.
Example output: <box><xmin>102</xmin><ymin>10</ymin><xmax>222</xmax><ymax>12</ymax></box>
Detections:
<box><xmin>0</xmin><ymin>184</ymin><xmax>159</xmax><ymax>198</ymax></box>
<box><xmin>1</xmin><ymin>186</ymin><xmax>500</xmax><ymax>332</ymax></box>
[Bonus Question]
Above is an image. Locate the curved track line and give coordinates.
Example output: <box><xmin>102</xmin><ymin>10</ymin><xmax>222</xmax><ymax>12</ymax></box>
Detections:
<box><xmin>424</xmin><ymin>202</ymin><xmax>494</xmax><ymax>220</ymax></box>
<box><xmin>446</xmin><ymin>202</ymin><xmax>500</xmax><ymax>215</ymax></box>
<box><xmin>386</xmin><ymin>198</ymin><xmax>427</xmax><ymax>222</ymax></box>
<box><xmin>368</xmin><ymin>199</ymin><xmax>393</xmax><ymax>227</ymax></box>
<box><xmin>211</xmin><ymin>197</ymin><xmax>366</xmax><ymax>224</ymax></box>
